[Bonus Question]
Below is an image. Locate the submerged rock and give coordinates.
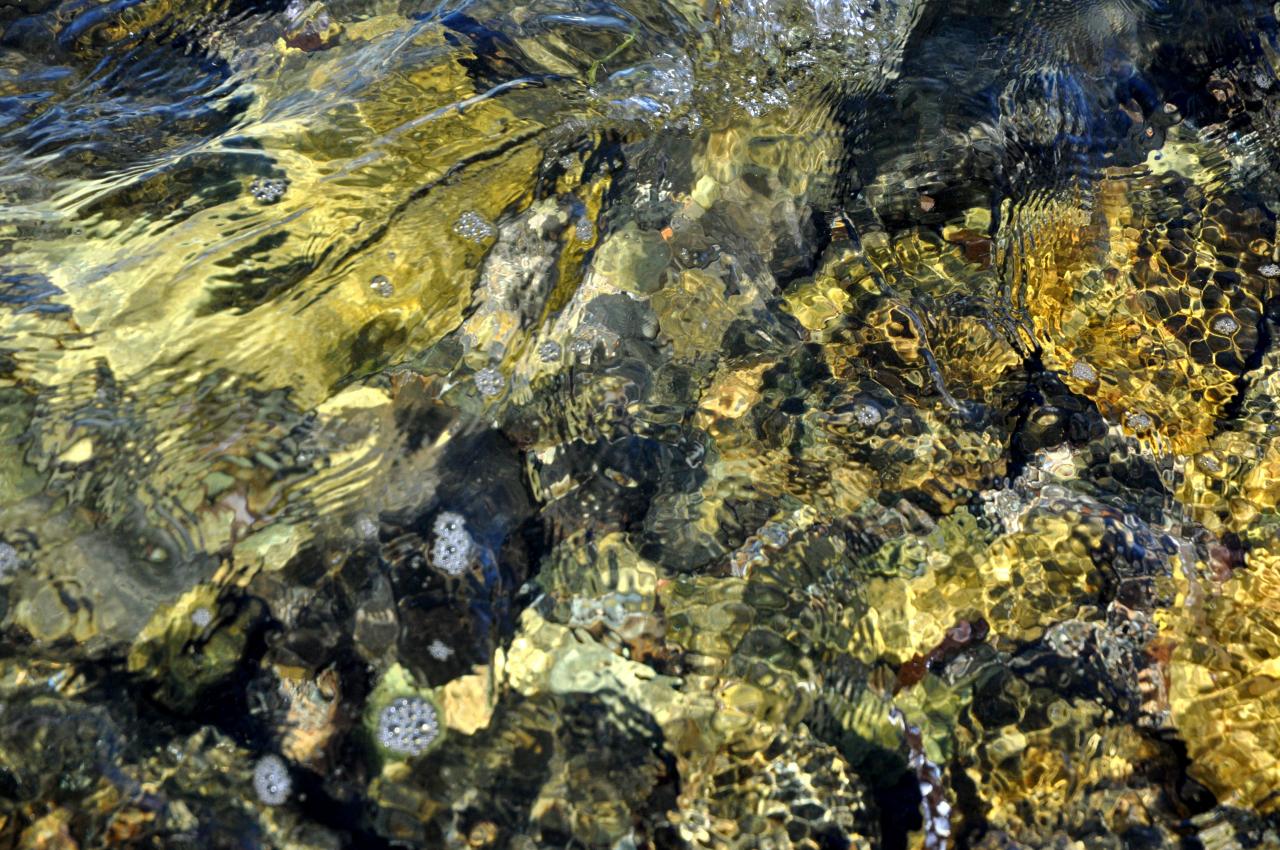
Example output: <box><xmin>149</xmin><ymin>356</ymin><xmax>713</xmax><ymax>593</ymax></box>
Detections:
<box><xmin>3</xmin><ymin>0</ymin><xmax>1280</xmax><ymax>847</ymax></box>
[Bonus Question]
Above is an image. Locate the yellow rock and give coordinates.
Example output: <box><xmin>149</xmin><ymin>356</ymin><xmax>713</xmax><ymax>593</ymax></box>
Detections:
<box><xmin>440</xmin><ymin>667</ymin><xmax>496</xmax><ymax>736</ymax></box>
<box><xmin>1009</xmin><ymin>147</ymin><xmax>1277</xmax><ymax>453</ymax></box>
<box><xmin>1167</xmin><ymin>536</ymin><xmax>1280</xmax><ymax>812</ymax></box>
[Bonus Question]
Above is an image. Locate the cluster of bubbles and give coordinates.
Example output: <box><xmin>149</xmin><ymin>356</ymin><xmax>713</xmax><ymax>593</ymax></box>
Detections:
<box><xmin>473</xmin><ymin>367</ymin><xmax>505</xmax><ymax>397</ymax></box>
<box><xmin>190</xmin><ymin>607</ymin><xmax>213</xmax><ymax>628</ymax></box>
<box><xmin>1070</xmin><ymin>360</ymin><xmax>1098</xmax><ymax>383</ymax></box>
<box><xmin>1212</xmin><ymin>315</ymin><xmax>1240</xmax><ymax>335</ymax></box>
<box><xmin>252</xmin><ymin>755</ymin><xmax>292</xmax><ymax>806</ymax></box>
<box><xmin>453</xmin><ymin>211</ymin><xmax>495</xmax><ymax>242</ymax></box>
<box><xmin>249</xmin><ymin>177</ymin><xmax>288</xmax><ymax>204</ymax></box>
<box><xmin>369</xmin><ymin>275</ymin><xmax>394</xmax><ymax>298</ymax></box>
<box><xmin>430</xmin><ymin>511</ymin><xmax>474</xmax><ymax>576</ymax></box>
<box><xmin>537</xmin><ymin>341</ymin><xmax>562</xmax><ymax>362</ymax></box>
<box><xmin>1260</xmin><ymin>263</ymin><xmax>1280</xmax><ymax>278</ymax></box>
<box><xmin>1126</xmin><ymin>410</ymin><xmax>1154</xmax><ymax>431</ymax></box>
<box><xmin>853</xmin><ymin>401</ymin><xmax>883</xmax><ymax>427</ymax></box>
<box><xmin>377</xmin><ymin>696</ymin><xmax>440</xmax><ymax>756</ymax></box>
<box><xmin>598</xmin><ymin>54</ymin><xmax>694</xmax><ymax>126</ymax></box>
<box><xmin>1196</xmin><ymin>453</ymin><xmax>1222</xmax><ymax>473</ymax></box>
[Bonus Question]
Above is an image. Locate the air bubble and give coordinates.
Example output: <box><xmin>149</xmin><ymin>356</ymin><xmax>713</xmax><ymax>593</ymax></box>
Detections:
<box><xmin>454</xmin><ymin>211</ymin><xmax>495</xmax><ymax>242</ymax></box>
<box><xmin>854</xmin><ymin>402</ymin><xmax>883</xmax><ymax>427</ymax></box>
<box><xmin>370</xmin><ymin>275</ymin><xmax>394</xmax><ymax>298</ymax></box>
<box><xmin>473</xmin><ymin>367</ymin><xmax>505</xmax><ymax>397</ymax></box>
<box><xmin>431</xmin><ymin>511</ymin><xmax>474</xmax><ymax>575</ymax></box>
<box><xmin>1212</xmin><ymin>315</ymin><xmax>1239</xmax><ymax>335</ymax></box>
<box><xmin>1126</xmin><ymin>411</ymin><xmax>1153</xmax><ymax>431</ymax></box>
<box><xmin>537</xmin><ymin>341</ymin><xmax>562</xmax><ymax>362</ymax></box>
<box><xmin>250</xmin><ymin>177</ymin><xmax>288</xmax><ymax>204</ymax></box>
<box><xmin>253</xmin><ymin>755</ymin><xmax>292</xmax><ymax>806</ymax></box>
<box><xmin>377</xmin><ymin>696</ymin><xmax>440</xmax><ymax>756</ymax></box>
<box><xmin>1070</xmin><ymin>360</ymin><xmax>1097</xmax><ymax>383</ymax></box>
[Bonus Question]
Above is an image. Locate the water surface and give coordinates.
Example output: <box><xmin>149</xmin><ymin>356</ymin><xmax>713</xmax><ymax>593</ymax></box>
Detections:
<box><xmin>2</xmin><ymin>0</ymin><xmax>1280</xmax><ymax>847</ymax></box>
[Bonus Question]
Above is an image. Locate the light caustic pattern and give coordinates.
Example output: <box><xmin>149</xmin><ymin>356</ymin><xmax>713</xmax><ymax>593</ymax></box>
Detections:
<box><xmin>2</xmin><ymin>0</ymin><xmax>1280</xmax><ymax>848</ymax></box>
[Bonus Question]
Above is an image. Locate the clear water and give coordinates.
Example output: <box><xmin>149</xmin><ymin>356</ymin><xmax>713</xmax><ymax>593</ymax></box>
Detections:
<box><xmin>2</xmin><ymin>0</ymin><xmax>1280</xmax><ymax>847</ymax></box>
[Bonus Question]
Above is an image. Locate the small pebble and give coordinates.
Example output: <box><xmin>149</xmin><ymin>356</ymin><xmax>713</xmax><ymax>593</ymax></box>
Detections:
<box><xmin>1070</xmin><ymin>360</ymin><xmax>1097</xmax><ymax>383</ymax></box>
<box><xmin>377</xmin><ymin>696</ymin><xmax>440</xmax><ymax>756</ymax></box>
<box><xmin>454</xmin><ymin>211</ymin><xmax>495</xmax><ymax>242</ymax></box>
<box><xmin>369</xmin><ymin>275</ymin><xmax>394</xmax><ymax>298</ymax></box>
<box><xmin>473</xmin><ymin>367</ymin><xmax>505</xmax><ymax>397</ymax></box>
<box><xmin>250</xmin><ymin>177</ymin><xmax>288</xmax><ymax>204</ymax></box>
<box><xmin>253</xmin><ymin>755</ymin><xmax>292</xmax><ymax>806</ymax></box>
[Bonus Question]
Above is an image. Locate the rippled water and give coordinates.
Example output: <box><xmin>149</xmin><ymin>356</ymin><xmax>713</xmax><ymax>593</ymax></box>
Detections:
<box><xmin>3</xmin><ymin>0</ymin><xmax>1280</xmax><ymax>847</ymax></box>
